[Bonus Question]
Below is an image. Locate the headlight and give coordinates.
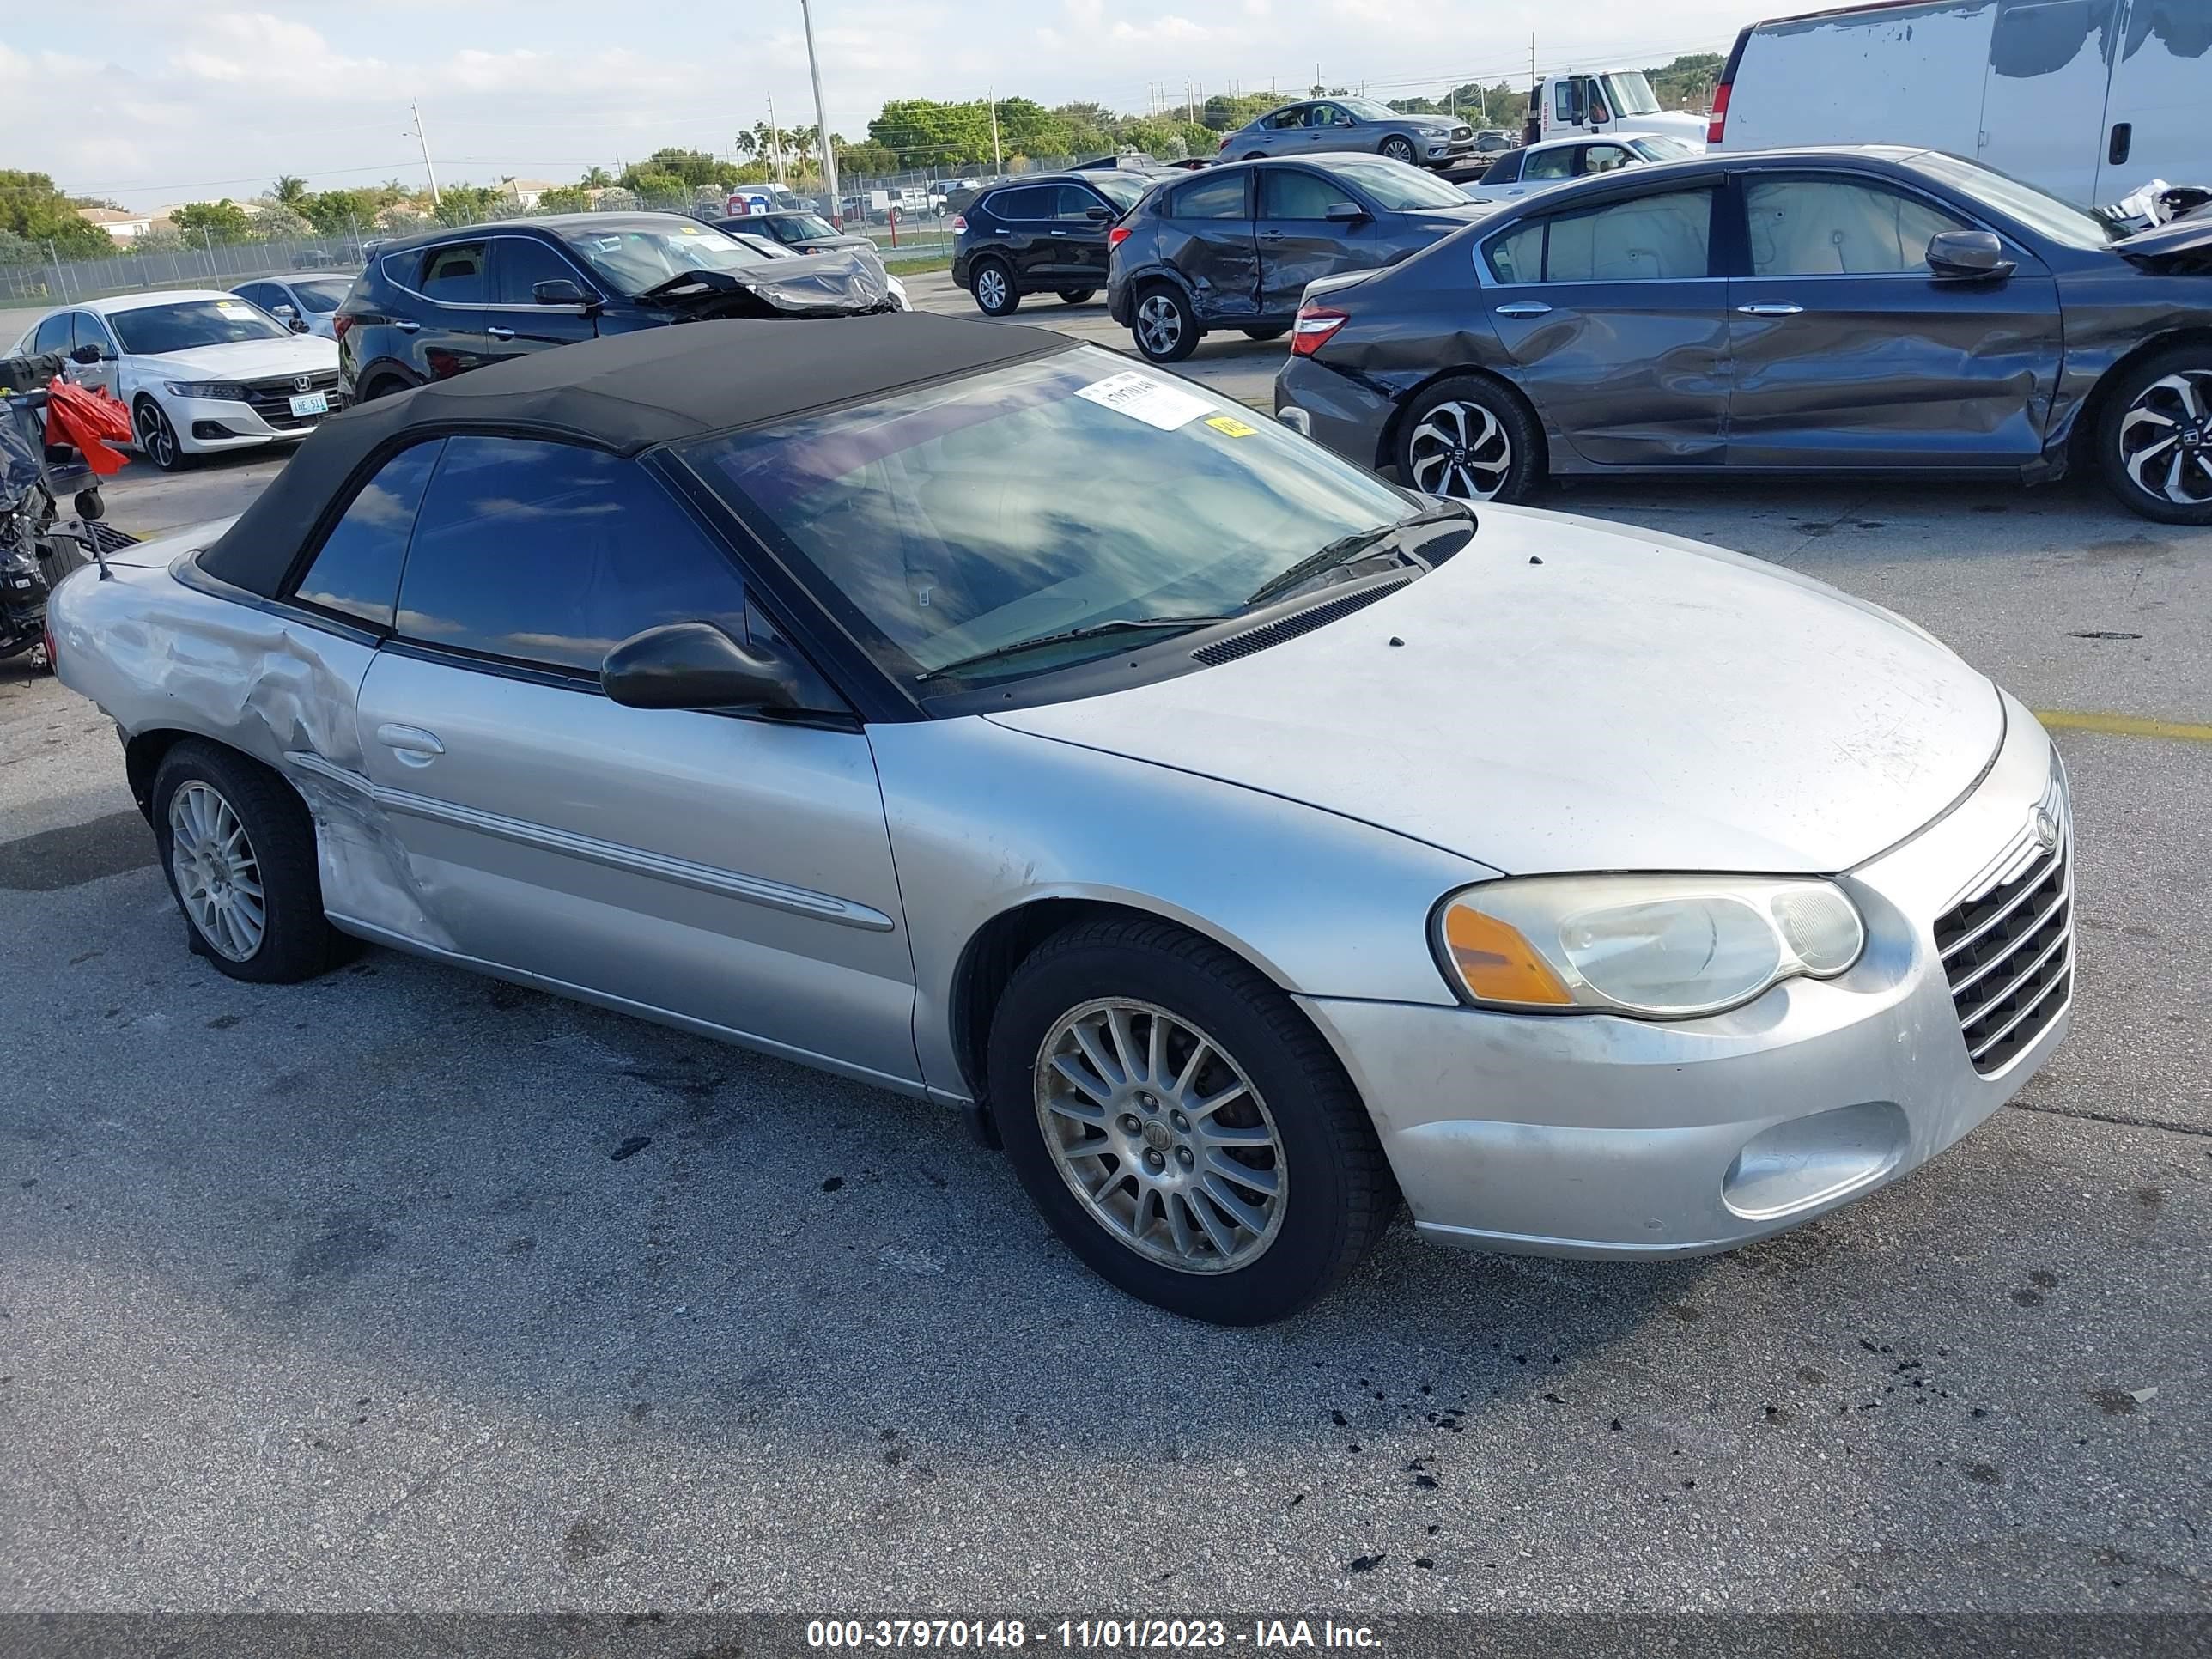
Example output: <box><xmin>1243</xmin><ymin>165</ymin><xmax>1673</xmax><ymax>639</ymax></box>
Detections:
<box><xmin>164</xmin><ymin>380</ymin><xmax>247</xmax><ymax>400</ymax></box>
<box><xmin>1432</xmin><ymin>873</ymin><xmax>1864</xmax><ymax>1018</ymax></box>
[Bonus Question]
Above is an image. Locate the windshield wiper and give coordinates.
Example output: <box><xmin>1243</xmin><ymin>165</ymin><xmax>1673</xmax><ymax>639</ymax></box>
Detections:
<box><xmin>915</xmin><ymin>614</ymin><xmax>1235</xmax><ymax>683</ymax></box>
<box><xmin>1244</xmin><ymin>503</ymin><xmax>1474</xmax><ymax>608</ymax></box>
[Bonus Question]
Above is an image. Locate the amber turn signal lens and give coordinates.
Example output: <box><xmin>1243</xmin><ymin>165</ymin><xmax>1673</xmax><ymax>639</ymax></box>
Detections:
<box><xmin>1441</xmin><ymin>904</ymin><xmax>1573</xmax><ymax>1007</ymax></box>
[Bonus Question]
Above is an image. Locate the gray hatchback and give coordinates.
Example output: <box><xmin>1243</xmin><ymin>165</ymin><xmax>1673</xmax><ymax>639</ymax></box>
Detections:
<box><xmin>1218</xmin><ymin>96</ymin><xmax>1474</xmax><ymax>170</ymax></box>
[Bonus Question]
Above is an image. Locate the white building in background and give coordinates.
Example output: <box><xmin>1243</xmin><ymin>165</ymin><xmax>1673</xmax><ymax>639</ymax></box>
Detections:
<box><xmin>76</xmin><ymin>207</ymin><xmax>154</xmax><ymax>243</ymax></box>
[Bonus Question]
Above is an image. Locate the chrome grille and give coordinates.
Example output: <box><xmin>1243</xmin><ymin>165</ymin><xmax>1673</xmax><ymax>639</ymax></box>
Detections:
<box><xmin>1933</xmin><ymin>764</ymin><xmax>2072</xmax><ymax>1075</ymax></box>
<box><xmin>243</xmin><ymin>370</ymin><xmax>343</xmax><ymax>430</ymax></box>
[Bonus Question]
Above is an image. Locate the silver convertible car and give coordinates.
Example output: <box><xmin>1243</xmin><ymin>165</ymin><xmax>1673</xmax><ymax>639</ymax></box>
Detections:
<box><xmin>49</xmin><ymin>318</ymin><xmax>2074</xmax><ymax>1324</ymax></box>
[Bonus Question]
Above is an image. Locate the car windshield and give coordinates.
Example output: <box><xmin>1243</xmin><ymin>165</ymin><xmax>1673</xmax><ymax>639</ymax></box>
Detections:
<box><xmin>1598</xmin><ymin>72</ymin><xmax>1662</xmax><ymax>116</ymax></box>
<box><xmin>1907</xmin><ymin>151</ymin><xmax>2116</xmax><ymax>249</ymax></box>
<box><xmin>682</xmin><ymin>345</ymin><xmax>1452</xmax><ymax>687</ymax></box>
<box><xmin>106</xmin><ymin>299</ymin><xmax>293</xmax><ymax>354</ymax></box>
<box><xmin>556</xmin><ymin>222</ymin><xmax>770</xmax><ymax>293</ymax></box>
<box><xmin>1628</xmin><ymin>136</ymin><xmax>1697</xmax><ymax>161</ymax></box>
<box><xmin>775</xmin><ymin>213</ymin><xmax>841</xmax><ymax>240</ymax></box>
<box><xmin>292</xmin><ymin>278</ymin><xmax>350</xmax><ymax>313</ymax></box>
<box><xmin>1316</xmin><ymin>157</ymin><xmax>1473</xmax><ymax>211</ymax></box>
<box><xmin>1340</xmin><ymin>98</ymin><xmax>1404</xmax><ymax>122</ymax></box>
<box><xmin>1085</xmin><ymin>172</ymin><xmax>1152</xmax><ymax>211</ymax></box>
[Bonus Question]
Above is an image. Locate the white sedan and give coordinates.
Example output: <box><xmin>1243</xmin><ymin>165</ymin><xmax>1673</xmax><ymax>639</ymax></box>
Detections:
<box><xmin>1462</xmin><ymin>133</ymin><xmax>1700</xmax><ymax>204</ymax></box>
<box><xmin>12</xmin><ymin>289</ymin><xmax>341</xmax><ymax>471</ymax></box>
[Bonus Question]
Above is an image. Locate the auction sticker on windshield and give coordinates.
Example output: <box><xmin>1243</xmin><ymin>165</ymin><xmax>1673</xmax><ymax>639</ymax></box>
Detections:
<box><xmin>1074</xmin><ymin>370</ymin><xmax>1213</xmax><ymax>431</ymax></box>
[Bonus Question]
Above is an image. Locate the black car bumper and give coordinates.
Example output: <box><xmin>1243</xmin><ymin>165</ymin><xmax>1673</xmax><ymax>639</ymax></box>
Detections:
<box><xmin>950</xmin><ymin>247</ymin><xmax>972</xmax><ymax>290</ymax></box>
<box><xmin>1274</xmin><ymin>356</ymin><xmax>1398</xmax><ymax>471</ymax></box>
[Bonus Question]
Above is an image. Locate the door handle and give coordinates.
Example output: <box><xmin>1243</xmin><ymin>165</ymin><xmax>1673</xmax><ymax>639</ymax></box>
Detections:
<box><xmin>1495</xmin><ymin>301</ymin><xmax>1552</xmax><ymax>317</ymax></box>
<box><xmin>1048</xmin><ymin>229</ymin><xmax>1068</xmax><ymax>236</ymax></box>
<box><xmin>486</xmin><ymin>325</ymin><xmax>515</xmax><ymax>340</ymax></box>
<box><xmin>2108</xmin><ymin>122</ymin><xmax>2132</xmax><ymax>166</ymax></box>
<box><xmin>374</xmin><ymin>723</ymin><xmax>445</xmax><ymax>762</ymax></box>
<box><xmin>1735</xmin><ymin>302</ymin><xmax>1804</xmax><ymax>316</ymax></box>
<box><xmin>393</xmin><ymin>319</ymin><xmax>419</xmax><ymax>332</ymax></box>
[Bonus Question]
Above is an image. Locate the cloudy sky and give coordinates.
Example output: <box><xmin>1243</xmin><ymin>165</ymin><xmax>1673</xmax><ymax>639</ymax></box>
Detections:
<box><xmin>3</xmin><ymin>1</ymin><xmax>1747</xmax><ymax>210</ymax></box>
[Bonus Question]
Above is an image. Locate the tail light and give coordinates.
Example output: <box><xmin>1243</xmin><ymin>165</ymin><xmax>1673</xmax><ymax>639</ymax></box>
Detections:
<box><xmin>951</xmin><ymin>214</ymin><xmax>967</xmax><ymax>234</ymax></box>
<box><xmin>1108</xmin><ymin>225</ymin><xmax>1132</xmax><ymax>248</ymax></box>
<box><xmin>331</xmin><ymin>313</ymin><xmax>354</xmax><ymax>343</ymax></box>
<box><xmin>1290</xmin><ymin>305</ymin><xmax>1348</xmax><ymax>357</ymax></box>
<box><xmin>1218</xmin><ymin>134</ymin><xmax>1231</xmax><ymax>152</ymax></box>
<box><xmin>1706</xmin><ymin>82</ymin><xmax>1732</xmax><ymax>146</ymax></box>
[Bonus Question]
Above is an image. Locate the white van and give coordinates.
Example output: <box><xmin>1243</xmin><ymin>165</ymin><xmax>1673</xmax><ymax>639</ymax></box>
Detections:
<box><xmin>1709</xmin><ymin>0</ymin><xmax>2204</xmax><ymax>205</ymax></box>
<box><xmin>1525</xmin><ymin>69</ymin><xmax>1711</xmax><ymax>148</ymax></box>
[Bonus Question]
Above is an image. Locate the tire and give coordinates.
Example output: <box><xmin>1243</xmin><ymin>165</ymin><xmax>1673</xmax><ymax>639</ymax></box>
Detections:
<box><xmin>1395</xmin><ymin>374</ymin><xmax>1544</xmax><ymax>504</ymax></box>
<box><xmin>2095</xmin><ymin>346</ymin><xmax>2212</xmax><ymax>525</ymax></box>
<box><xmin>1131</xmin><ymin>283</ymin><xmax>1199</xmax><ymax>364</ymax></box>
<box><xmin>1058</xmin><ymin>289</ymin><xmax>1097</xmax><ymax>305</ymax></box>
<box><xmin>1380</xmin><ymin>136</ymin><xmax>1419</xmax><ymax>166</ymax></box>
<box><xmin>1242</xmin><ymin>325</ymin><xmax>1290</xmax><ymax>342</ymax></box>
<box><xmin>359</xmin><ymin>373</ymin><xmax>412</xmax><ymax>403</ymax></box>
<box><xmin>987</xmin><ymin>917</ymin><xmax>1395</xmax><ymax>1324</ymax></box>
<box><xmin>971</xmin><ymin>258</ymin><xmax>1019</xmax><ymax>317</ymax></box>
<box><xmin>150</xmin><ymin>739</ymin><xmax>349</xmax><ymax>983</ymax></box>
<box><xmin>132</xmin><ymin>396</ymin><xmax>186</xmax><ymax>472</ymax></box>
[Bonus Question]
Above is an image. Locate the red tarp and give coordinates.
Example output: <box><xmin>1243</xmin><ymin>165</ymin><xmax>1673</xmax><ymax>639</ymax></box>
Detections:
<box><xmin>42</xmin><ymin>379</ymin><xmax>134</xmax><ymax>476</ymax></box>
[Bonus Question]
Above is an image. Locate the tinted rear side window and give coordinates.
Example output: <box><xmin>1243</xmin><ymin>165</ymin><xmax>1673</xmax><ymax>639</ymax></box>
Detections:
<box><xmin>293</xmin><ymin>440</ymin><xmax>443</xmax><ymax>629</ymax></box>
<box><xmin>1170</xmin><ymin>173</ymin><xmax>1249</xmax><ymax>219</ymax></box>
<box><xmin>394</xmin><ymin>437</ymin><xmax>751</xmax><ymax>675</ymax></box>
<box><xmin>419</xmin><ymin>242</ymin><xmax>488</xmax><ymax>302</ymax></box>
<box><xmin>986</xmin><ymin>187</ymin><xmax>1048</xmax><ymax>220</ymax></box>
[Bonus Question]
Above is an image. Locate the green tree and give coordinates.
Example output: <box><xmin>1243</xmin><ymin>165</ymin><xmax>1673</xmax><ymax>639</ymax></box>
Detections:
<box><xmin>252</xmin><ymin>204</ymin><xmax>313</xmax><ymax>240</ymax></box>
<box><xmin>537</xmin><ymin>185</ymin><xmax>593</xmax><ymax>214</ymax></box>
<box><xmin>581</xmin><ymin>165</ymin><xmax>613</xmax><ymax>188</ymax></box>
<box><xmin>170</xmin><ymin>198</ymin><xmax>256</xmax><ymax>243</ymax></box>
<box><xmin>868</xmin><ymin>98</ymin><xmax>994</xmax><ymax>167</ymax></box>
<box><xmin>431</xmin><ymin>184</ymin><xmax>506</xmax><ymax>225</ymax></box>
<box><xmin>0</xmin><ymin>169</ymin><xmax>113</xmax><ymax>256</ymax></box>
<box><xmin>1201</xmin><ymin>92</ymin><xmax>1277</xmax><ymax>132</ymax></box>
<box><xmin>270</xmin><ymin>174</ymin><xmax>309</xmax><ymax>206</ymax></box>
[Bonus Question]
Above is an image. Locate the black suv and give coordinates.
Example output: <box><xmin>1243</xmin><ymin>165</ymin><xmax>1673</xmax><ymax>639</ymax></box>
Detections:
<box><xmin>1105</xmin><ymin>155</ymin><xmax>1490</xmax><ymax>363</ymax></box>
<box><xmin>950</xmin><ymin>171</ymin><xmax>1160</xmax><ymax>316</ymax></box>
<box><xmin>337</xmin><ymin>212</ymin><xmax>895</xmax><ymax>401</ymax></box>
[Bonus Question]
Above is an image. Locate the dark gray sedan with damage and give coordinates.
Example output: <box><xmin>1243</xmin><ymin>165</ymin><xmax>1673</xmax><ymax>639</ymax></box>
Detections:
<box><xmin>1276</xmin><ymin>145</ymin><xmax>2212</xmax><ymax>522</ymax></box>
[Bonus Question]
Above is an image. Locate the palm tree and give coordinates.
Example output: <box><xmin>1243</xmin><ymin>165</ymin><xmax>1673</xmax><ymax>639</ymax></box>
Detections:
<box><xmin>271</xmin><ymin>174</ymin><xmax>308</xmax><ymax>205</ymax></box>
<box><xmin>580</xmin><ymin>166</ymin><xmax>612</xmax><ymax>188</ymax></box>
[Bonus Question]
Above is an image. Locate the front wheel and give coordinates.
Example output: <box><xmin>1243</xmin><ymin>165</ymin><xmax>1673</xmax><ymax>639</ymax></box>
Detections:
<box><xmin>2097</xmin><ymin>347</ymin><xmax>2212</xmax><ymax>524</ymax></box>
<box><xmin>971</xmin><ymin>258</ymin><xmax>1018</xmax><ymax>317</ymax></box>
<box><xmin>151</xmin><ymin>740</ymin><xmax>349</xmax><ymax>983</ymax></box>
<box><xmin>1397</xmin><ymin>374</ymin><xmax>1544</xmax><ymax>503</ymax></box>
<box><xmin>1380</xmin><ymin>136</ymin><xmax>1419</xmax><ymax>166</ymax></box>
<box><xmin>1058</xmin><ymin>289</ymin><xmax>1096</xmax><ymax>305</ymax></box>
<box><xmin>133</xmin><ymin>397</ymin><xmax>186</xmax><ymax>471</ymax></box>
<box><xmin>988</xmin><ymin>918</ymin><xmax>1395</xmax><ymax>1324</ymax></box>
<box><xmin>1131</xmin><ymin>285</ymin><xmax>1198</xmax><ymax>363</ymax></box>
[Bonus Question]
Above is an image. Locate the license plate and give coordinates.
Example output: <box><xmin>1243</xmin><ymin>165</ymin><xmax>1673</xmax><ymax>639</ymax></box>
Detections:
<box><xmin>289</xmin><ymin>392</ymin><xmax>328</xmax><ymax>417</ymax></box>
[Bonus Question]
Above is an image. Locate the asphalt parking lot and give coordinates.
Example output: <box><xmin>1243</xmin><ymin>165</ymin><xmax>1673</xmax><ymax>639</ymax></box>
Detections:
<box><xmin>2</xmin><ymin>283</ymin><xmax>2207</xmax><ymax>1616</ymax></box>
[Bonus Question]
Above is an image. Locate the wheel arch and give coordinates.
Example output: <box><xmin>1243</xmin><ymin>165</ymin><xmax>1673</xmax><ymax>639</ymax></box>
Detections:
<box><xmin>945</xmin><ymin>893</ymin><xmax>1299</xmax><ymax>1110</ymax></box>
<box><xmin>1375</xmin><ymin>362</ymin><xmax>1547</xmax><ymax>476</ymax></box>
<box><xmin>2063</xmin><ymin>325</ymin><xmax>2212</xmax><ymax>471</ymax></box>
<box><xmin>125</xmin><ymin>726</ymin><xmax>304</xmax><ymax>823</ymax></box>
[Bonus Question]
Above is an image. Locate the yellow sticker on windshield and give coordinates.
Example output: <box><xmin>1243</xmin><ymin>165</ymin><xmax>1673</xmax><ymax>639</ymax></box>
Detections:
<box><xmin>678</xmin><ymin>222</ymin><xmax>701</xmax><ymax>233</ymax></box>
<box><xmin>1206</xmin><ymin>414</ymin><xmax>1258</xmax><ymax>438</ymax></box>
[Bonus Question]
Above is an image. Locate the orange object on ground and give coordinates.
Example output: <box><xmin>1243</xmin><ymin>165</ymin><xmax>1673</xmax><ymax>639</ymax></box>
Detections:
<box><xmin>42</xmin><ymin>379</ymin><xmax>134</xmax><ymax>475</ymax></box>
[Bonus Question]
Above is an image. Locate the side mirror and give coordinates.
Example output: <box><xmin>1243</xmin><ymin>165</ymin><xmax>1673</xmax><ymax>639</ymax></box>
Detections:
<box><xmin>1324</xmin><ymin>200</ymin><xmax>1370</xmax><ymax>223</ymax></box>
<box><xmin>1085</xmin><ymin>206</ymin><xmax>1112</xmax><ymax>222</ymax></box>
<box><xmin>1928</xmin><ymin>228</ymin><xmax>2015</xmax><ymax>281</ymax></box>
<box><xmin>602</xmin><ymin>622</ymin><xmax>823</xmax><ymax>713</ymax></box>
<box><xmin>533</xmin><ymin>278</ymin><xmax>592</xmax><ymax>307</ymax></box>
<box><xmin>289</xmin><ymin>318</ymin><xmax>312</xmax><ymax>332</ymax></box>
<box><xmin>271</xmin><ymin>303</ymin><xmax>297</xmax><ymax>320</ymax></box>
<box><xmin>69</xmin><ymin>343</ymin><xmax>104</xmax><ymax>365</ymax></box>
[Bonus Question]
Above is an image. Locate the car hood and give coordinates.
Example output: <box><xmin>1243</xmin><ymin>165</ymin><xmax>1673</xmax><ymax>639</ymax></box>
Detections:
<box><xmin>1400</xmin><ymin>204</ymin><xmax>1506</xmax><ymax>234</ymax></box>
<box><xmin>126</xmin><ymin>335</ymin><xmax>339</xmax><ymax>380</ymax></box>
<box><xmin>645</xmin><ymin>246</ymin><xmax>897</xmax><ymax>319</ymax></box>
<box><xmin>1400</xmin><ymin>114</ymin><xmax>1463</xmax><ymax>133</ymax></box>
<box><xmin>988</xmin><ymin>505</ymin><xmax>2002</xmax><ymax>876</ymax></box>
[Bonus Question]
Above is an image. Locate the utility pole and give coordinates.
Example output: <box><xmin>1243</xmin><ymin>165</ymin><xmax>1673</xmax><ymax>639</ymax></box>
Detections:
<box><xmin>409</xmin><ymin>99</ymin><xmax>441</xmax><ymax>206</ymax></box>
<box><xmin>988</xmin><ymin>86</ymin><xmax>1002</xmax><ymax>171</ymax></box>
<box><xmin>768</xmin><ymin>93</ymin><xmax>787</xmax><ymax>184</ymax></box>
<box><xmin>798</xmin><ymin>0</ymin><xmax>840</xmax><ymax>222</ymax></box>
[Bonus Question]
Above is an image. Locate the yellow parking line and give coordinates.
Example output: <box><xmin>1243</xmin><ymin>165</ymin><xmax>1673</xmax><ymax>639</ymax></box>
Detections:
<box><xmin>2036</xmin><ymin>709</ymin><xmax>2212</xmax><ymax>744</ymax></box>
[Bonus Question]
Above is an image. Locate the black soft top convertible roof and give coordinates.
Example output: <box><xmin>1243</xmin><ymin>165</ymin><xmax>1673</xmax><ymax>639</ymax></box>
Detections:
<box><xmin>199</xmin><ymin>313</ymin><xmax>1075</xmax><ymax>598</ymax></box>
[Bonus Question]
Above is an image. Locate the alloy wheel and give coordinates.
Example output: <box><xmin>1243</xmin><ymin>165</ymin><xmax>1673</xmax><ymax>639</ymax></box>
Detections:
<box><xmin>167</xmin><ymin>781</ymin><xmax>265</xmax><ymax>961</ymax></box>
<box><xmin>975</xmin><ymin>265</ymin><xmax>1009</xmax><ymax>312</ymax></box>
<box><xmin>1381</xmin><ymin>137</ymin><xmax>1418</xmax><ymax>165</ymax></box>
<box><xmin>1033</xmin><ymin>997</ymin><xmax>1287</xmax><ymax>1274</ymax></box>
<box><xmin>2118</xmin><ymin>370</ymin><xmax>2212</xmax><ymax>508</ymax></box>
<box><xmin>1134</xmin><ymin>294</ymin><xmax>1183</xmax><ymax>357</ymax></box>
<box><xmin>137</xmin><ymin>400</ymin><xmax>179</xmax><ymax>469</ymax></box>
<box><xmin>1407</xmin><ymin>399</ymin><xmax>1513</xmax><ymax>500</ymax></box>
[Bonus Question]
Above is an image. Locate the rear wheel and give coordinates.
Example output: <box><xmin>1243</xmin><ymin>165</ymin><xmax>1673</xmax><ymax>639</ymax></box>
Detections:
<box><xmin>1058</xmin><ymin>289</ymin><xmax>1096</xmax><ymax>305</ymax></box>
<box><xmin>972</xmin><ymin>258</ymin><xmax>1018</xmax><ymax>316</ymax></box>
<box><xmin>1132</xmin><ymin>284</ymin><xmax>1198</xmax><ymax>363</ymax></box>
<box><xmin>1380</xmin><ymin>136</ymin><xmax>1419</xmax><ymax>166</ymax></box>
<box><xmin>2097</xmin><ymin>347</ymin><xmax>2212</xmax><ymax>524</ymax></box>
<box><xmin>359</xmin><ymin>373</ymin><xmax>413</xmax><ymax>403</ymax></box>
<box><xmin>988</xmin><ymin>917</ymin><xmax>1394</xmax><ymax>1324</ymax></box>
<box><xmin>132</xmin><ymin>397</ymin><xmax>185</xmax><ymax>471</ymax></box>
<box><xmin>1397</xmin><ymin>374</ymin><xmax>1543</xmax><ymax>503</ymax></box>
<box><xmin>151</xmin><ymin>740</ymin><xmax>349</xmax><ymax>983</ymax></box>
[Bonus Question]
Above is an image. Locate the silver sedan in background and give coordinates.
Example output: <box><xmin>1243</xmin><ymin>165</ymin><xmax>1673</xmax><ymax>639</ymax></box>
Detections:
<box><xmin>47</xmin><ymin>317</ymin><xmax>2071</xmax><ymax>1325</ymax></box>
<box><xmin>1219</xmin><ymin>95</ymin><xmax>1475</xmax><ymax>169</ymax></box>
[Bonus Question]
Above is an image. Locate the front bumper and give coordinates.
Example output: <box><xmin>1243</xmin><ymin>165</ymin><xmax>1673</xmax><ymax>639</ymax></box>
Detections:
<box><xmin>1424</xmin><ymin>136</ymin><xmax>1476</xmax><ymax>163</ymax></box>
<box><xmin>1298</xmin><ymin>694</ymin><xmax>2071</xmax><ymax>1257</ymax></box>
<box><xmin>164</xmin><ymin>389</ymin><xmax>340</xmax><ymax>454</ymax></box>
